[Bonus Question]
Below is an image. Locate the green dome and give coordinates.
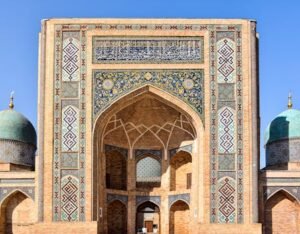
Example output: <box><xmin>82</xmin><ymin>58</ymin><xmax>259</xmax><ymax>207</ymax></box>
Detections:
<box><xmin>0</xmin><ymin>109</ymin><xmax>36</xmax><ymax>146</ymax></box>
<box><xmin>264</xmin><ymin>109</ymin><xmax>300</xmax><ymax>145</ymax></box>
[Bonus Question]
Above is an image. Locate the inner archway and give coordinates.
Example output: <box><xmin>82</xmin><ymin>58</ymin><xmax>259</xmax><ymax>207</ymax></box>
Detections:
<box><xmin>93</xmin><ymin>86</ymin><xmax>203</xmax><ymax>233</ymax></box>
<box><xmin>136</xmin><ymin>201</ymin><xmax>160</xmax><ymax>233</ymax></box>
<box><xmin>169</xmin><ymin>200</ymin><xmax>190</xmax><ymax>234</ymax></box>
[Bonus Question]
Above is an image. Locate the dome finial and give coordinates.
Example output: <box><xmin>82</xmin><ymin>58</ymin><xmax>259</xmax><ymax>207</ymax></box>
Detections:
<box><xmin>9</xmin><ymin>91</ymin><xmax>14</xmax><ymax>109</ymax></box>
<box><xmin>288</xmin><ymin>92</ymin><xmax>293</xmax><ymax>109</ymax></box>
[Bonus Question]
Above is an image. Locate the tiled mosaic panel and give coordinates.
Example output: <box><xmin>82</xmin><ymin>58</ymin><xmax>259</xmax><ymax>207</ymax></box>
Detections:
<box><xmin>54</xmin><ymin>29</ymin><xmax>85</xmax><ymax>222</ymax></box>
<box><xmin>61</xmin><ymin>153</ymin><xmax>79</xmax><ymax>169</ymax></box>
<box><xmin>218</xmin><ymin>154</ymin><xmax>235</xmax><ymax>171</ymax></box>
<box><xmin>0</xmin><ymin>186</ymin><xmax>35</xmax><ymax>202</ymax></box>
<box><xmin>136</xmin><ymin>157</ymin><xmax>161</xmax><ymax>182</ymax></box>
<box><xmin>135</xmin><ymin>149</ymin><xmax>162</xmax><ymax>160</ymax></box>
<box><xmin>136</xmin><ymin>195</ymin><xmax>161</xmax><ymax>207</ymax></box>
<box><xmin>266</xmin><ymin>138</ymin><xmax>300</xmax><ymax>166</ymax></box>
<box><xmin>216</xmin><ymin>32</ymin><xmax>236</xmax><ymax>83</ymax></box>
<box><xmin>62</xmin><ymin>32</ymin><xmax>80</xmax><ymax>81</ymax></box>
<box><xmin>62</xmin><ymin>105</ymin><xmax>79</xmax><ymax>152</ymax></box>
<box><xmin>218</xmin><ymin>107</ymin><xmax>235</xmax><ymax>154</ymax></box>
<box><xmin>93</xmin><ymin>70</ymin><xmax>204</xmax><ymax>119</ymax></box>
<box><xmin>264</xmin><ymin>186</ymin><xmax>300</xmax><ymax>202</ymax></box>
<box><xmin>211</xmin><ymin>29</ymin><xmax>242</xmax><ymax>223</ymax></box>
<box><xmin>168</xmin><ymin>193</ymin><xmax>190</xmax><ymax>208</ymax></box>
<box><xmin>218</xmin><ymin>177</ymin><xmax>236</xmax><ymax>223</ymax></box>
<box><xmin>93</xmin><ymin>37</ymin><xmax>203</xmax><ymax>64</ymax></box>
<box><xmin>61</xmin><ymin>176</ymin><xmax>79</xmax><ymax>221</ymax></box>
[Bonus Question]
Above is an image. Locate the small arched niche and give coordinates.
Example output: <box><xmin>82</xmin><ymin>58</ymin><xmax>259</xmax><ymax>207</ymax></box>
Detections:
<box><xmin>170</xmin><ymin>151</ymin><xmax>192</xmax><ymax>191</ymax></box>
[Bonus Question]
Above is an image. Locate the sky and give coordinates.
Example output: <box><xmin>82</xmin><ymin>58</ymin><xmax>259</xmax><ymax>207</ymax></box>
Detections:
<box><xmin>0</xmin><ymin>0</ymin><xmax>299</xmax><ymax>167</ymax></box>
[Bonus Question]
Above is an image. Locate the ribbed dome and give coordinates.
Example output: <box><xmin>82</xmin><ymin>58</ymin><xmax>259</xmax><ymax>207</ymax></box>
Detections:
<box><xmin>264</xmin><ymin>109</ymin><xmax>300</xmax><ymax>145</ymax></box>
<box><xmin>0</xmin><ymin>109</ymin><xmax>36</xmax><ymax>146</ymax></box>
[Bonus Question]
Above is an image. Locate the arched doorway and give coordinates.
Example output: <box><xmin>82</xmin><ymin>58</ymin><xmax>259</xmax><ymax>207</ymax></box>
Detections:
<box><xmin>264</xmin><ymin>190</ymin><xmax>299</xmax><ymax>234</ymax></box>
<box><xmin>107</xmin><ymin>200</ymin><xmax>127</xmax><ymax>234</ymax></box>
<box><xmin>170</xmin><ymin>151</ymin><xmax>192</xmax><ymax>191</ymax></box>
<box><xmin>169</xmin><ymin>200</ymin><xmax>190</xmax><ymax>234</ymax></box>
<box><xmin>0</xmin><ymin>191</ymin><xmax>36</xmax><ymax>234</ymax></box>
<box><xmin>136</xmin><ymin>201</ymin><xmax>160</xmax><ymax>233</ymax></box>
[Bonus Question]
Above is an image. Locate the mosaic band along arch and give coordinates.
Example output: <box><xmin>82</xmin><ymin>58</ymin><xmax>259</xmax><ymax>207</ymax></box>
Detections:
<box><xmin>92</xmin><ymin>85</ymin><xmax>205</xmax><ymax>222</ymax></box>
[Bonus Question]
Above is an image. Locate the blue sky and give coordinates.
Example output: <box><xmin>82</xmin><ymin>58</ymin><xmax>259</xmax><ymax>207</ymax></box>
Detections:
<box><xmin>0</xmin><ymin>0</ymin><xmax>299</xmax><ymax>167</ymax></box>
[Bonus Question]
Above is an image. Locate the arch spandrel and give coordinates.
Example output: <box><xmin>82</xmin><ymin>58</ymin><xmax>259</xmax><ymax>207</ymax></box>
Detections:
<box><xmin>93</xmin><ymin>70</ymin><xmax>204</xmax><ymax>124</ymax></box>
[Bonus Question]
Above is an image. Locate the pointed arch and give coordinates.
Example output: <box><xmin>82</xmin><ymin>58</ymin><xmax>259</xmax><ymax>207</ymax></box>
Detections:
<box><xmin>264</xmin><ymin>189</ymin><xmax>299</xmax><ymax>234</ymax></box>
<box><xmin>0</xmin><ymin>190</ymin><xmax>36</xmax><ymax>234</ymax></box>
<box><xmin>92</xmin><ymin>85</ymin><xmax>205</xmax><ymax>222</ymax></box>
<box><xmin>107</xmin><ymin>200</ymin><xmax>127</xmax><ymax>234</ymax></box>
<box><xmin>169</xmin><ymin>200</ymin><xmax>190</xmax><ymax>234</ymax></box>
<box><xmin>265</xmin><ymin>188</ymin><xmax>299</xmax><ymax>204</ymax></box>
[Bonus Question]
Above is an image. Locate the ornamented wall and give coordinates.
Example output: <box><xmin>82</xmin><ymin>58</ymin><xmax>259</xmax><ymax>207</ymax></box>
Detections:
<box><xmin>38</xmin><ymin>19</ymin><xmax>260</xmax><ymax>233</ymax></box>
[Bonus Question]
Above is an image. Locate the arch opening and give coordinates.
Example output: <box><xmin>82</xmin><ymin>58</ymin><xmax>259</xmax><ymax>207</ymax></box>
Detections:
<box><xmin>169</xmin><ymin>200</ymin><xmax>190</xmax><ymax>234</ymax></box>
<box><xmin>93</xmin><ymin>85</ymin><xmax>204</xmax><ymax>231</ymax></box>
<box><xmin>136</xmin><ymin>201</ymin><xmax>160</xmax><ymax>234</ymax></box>
<box><xmin>264</xmin><ymin>190</ymin><xmax>299</xmax><ymax>234</ymax></box>
<box><xmin>0</xmin><ymin>191</ymin><xmax>36</xmax><ymax>234</ymax></box>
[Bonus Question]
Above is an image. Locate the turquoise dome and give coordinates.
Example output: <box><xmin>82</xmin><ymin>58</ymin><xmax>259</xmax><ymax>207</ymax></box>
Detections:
<box><xmin>264</xmin><ymin>109</ymin><xmax>300</xmax><ymax>145</ymax></box>
<box><xmin>0</xmin><ymin>109</ymin><xmax>36</xmax><ymax>146</ymax></box>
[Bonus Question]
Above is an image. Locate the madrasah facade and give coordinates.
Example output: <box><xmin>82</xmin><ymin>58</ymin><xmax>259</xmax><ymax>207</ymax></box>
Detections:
<box><xmin>0</xmin><ymin>18</ymin><xmax>299</xmax><ymax>234</ymax></box>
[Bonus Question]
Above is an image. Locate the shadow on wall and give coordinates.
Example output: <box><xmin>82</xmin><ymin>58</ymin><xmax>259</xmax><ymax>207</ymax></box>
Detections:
<box><xmin>266</xmin><ymin>116</ymin><xmax>289</xmax><ymax>170</ymax></box>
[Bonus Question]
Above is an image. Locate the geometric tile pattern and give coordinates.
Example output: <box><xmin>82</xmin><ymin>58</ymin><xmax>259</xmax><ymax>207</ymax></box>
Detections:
<box><xmin>218</xmin><ymin>154</ymin><xmax>235</xmax><ymax>171</ymax></box>
<box><xmin>61</xmin><ymin>176</ymin><xmax>79</xmax><ymax>221</ymax></box>
<box><xmin>93</xmin><ymin>70</ymin><xmax>204</xmax><ymax>120</ymax></box>
<box><xmin>61</xmin><ymin>153</ymin><xmax>79</xmax><ymax>169</ymax></box>
<box><xmin>62</xmin><ymin>35</ymin><xmax>80</xmax><ymax>81</ymax></box>
<box><xmin>218</xmin><ymin>107</ymin><xmax>235</xmax><ymax>154</ymax></box>
<box><xmin>211</xmin><ymin>29</ymin><xmax>243</xmax><ymax>223</ymax></box>
<box><xmin>62</xmin><ymin>105</ymin><xmax>79</xmax><ymax>152</ymax></box>
<box><xmin>135</xmin><ymin>149</ymin><xmax>162</xmax><ymax>160</ymax></box>
<box><xmin>93</xmin><ymin>37</ymin><xmax>204</xmax><ymax>64</ymax></box>
<box><xmin>53</xmin><ymin>29</ymin><xmax>85</xmax><ymax>222</ymax></box>
<box><xmin>218</xmin><ymin>177</ymin><xmax>236</xmax><ymax>223</ymax></box>
<box><xmin>136</xmin><ymin>157</ymin><xmax>161</xmax><ymax>182</ymax></box>
<box><xmin>217</xmin><ymin>38</ymin><xmax>236</xmax><ymax>83</ymax></box>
